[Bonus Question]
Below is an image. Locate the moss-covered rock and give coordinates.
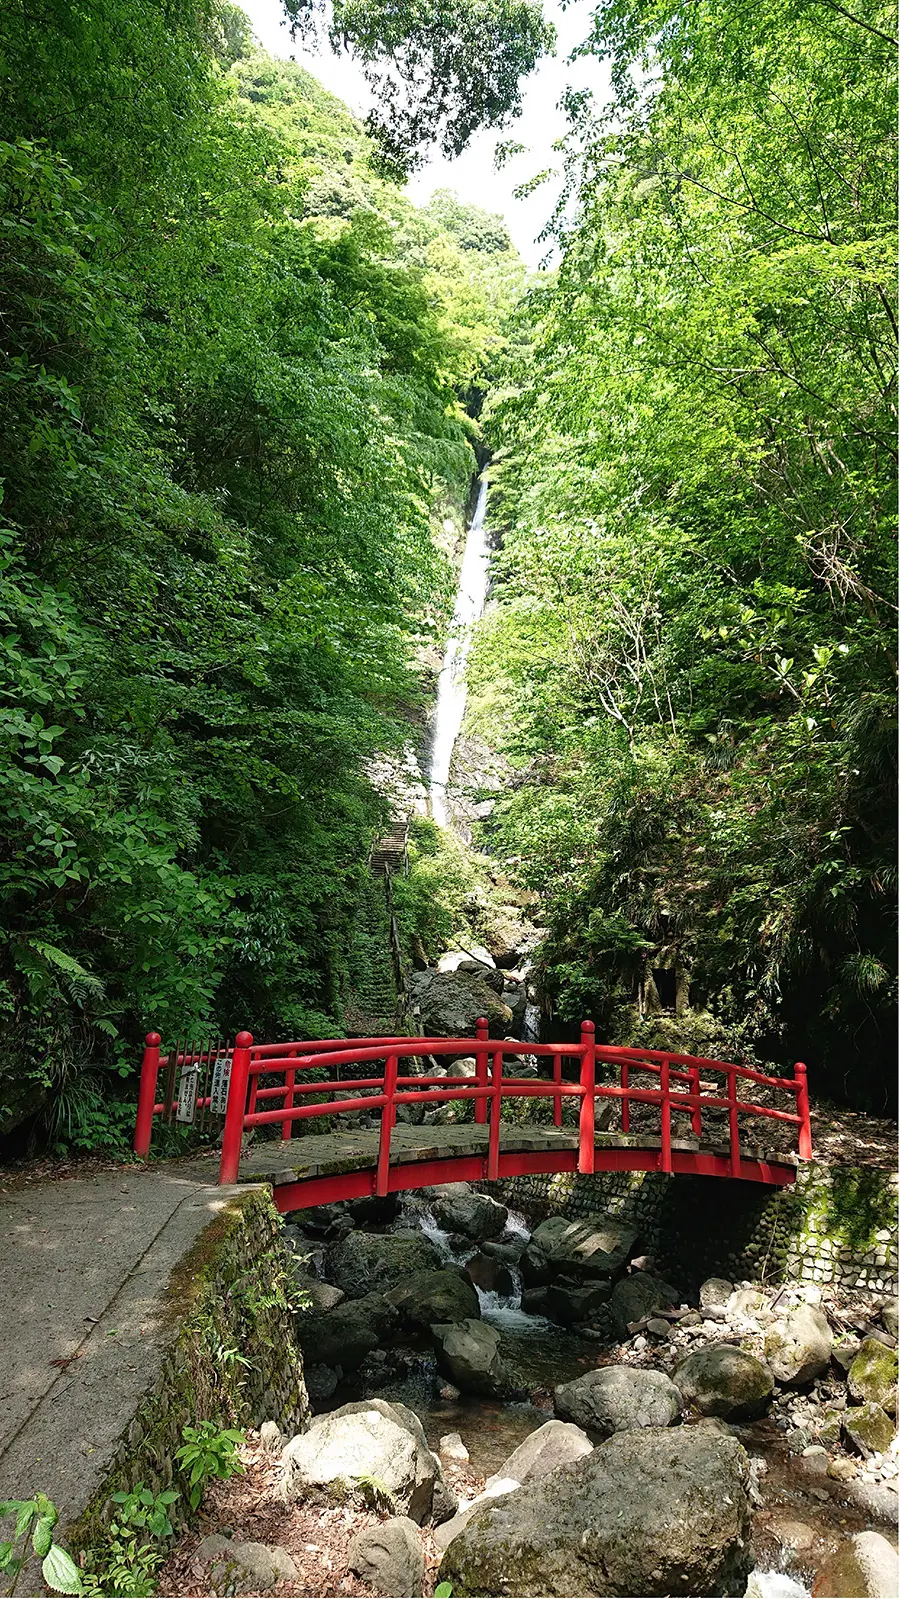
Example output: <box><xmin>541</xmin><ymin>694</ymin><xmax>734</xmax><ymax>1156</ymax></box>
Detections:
<box><xmin>842</xmin><ymin>1402</ymin><xmax>896</xmax><ymax>1457</ymax></box>
<box><xmin>439</xmin><ymin>1426</ymin><xmax>753</xmax><ymax>1597</ymax></box>
<box><xmin>675</xmin><ymin>1344</ymin><xmax>774</xmax><ymax>1420</ymax></box>
<box><xmin>848</xmin><ymin>1338</ymin><xmax>898</xmax><ymax>1416</ymax></box>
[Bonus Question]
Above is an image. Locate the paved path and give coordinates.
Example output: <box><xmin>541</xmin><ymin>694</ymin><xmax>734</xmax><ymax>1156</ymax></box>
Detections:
<box><xmin>0</xmin><ymin>1162</ymin><xmax>240</xmax><ymax>1529</ymax></box>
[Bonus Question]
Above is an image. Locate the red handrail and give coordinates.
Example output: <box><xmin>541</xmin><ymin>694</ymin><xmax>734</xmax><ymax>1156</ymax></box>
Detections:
<box><xmin>133</xmin><ymin>1022</ymin><xmax>813</xmax><ymax>1185</ymax></box>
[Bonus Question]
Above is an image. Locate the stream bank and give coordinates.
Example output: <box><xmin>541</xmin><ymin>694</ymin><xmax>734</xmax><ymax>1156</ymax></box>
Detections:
<box><xmin>160</xmin><ymin>1185</ymin><xmax>898</xmax><ymax>1597</ymax></box>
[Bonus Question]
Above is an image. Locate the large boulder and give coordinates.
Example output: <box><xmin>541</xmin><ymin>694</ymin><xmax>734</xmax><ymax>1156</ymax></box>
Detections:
<box><xmin>764</xmin><ymin>1303</ymin><xmax>833</xmax><ymax>1385</ymax></box>
<box><xmin>848</xmin><ymin>1337</ymin><xmax>898</xmax><ymax>1416</ymax></box>
<box><xmin>555</xmin><ymin>1366</ymin><xmax>682</xmax><ymax>1437</ymax></box>
<box><xmin>431</xmin><ymin>1184</ymin><xmax>509</xmax><ymax>1241</ymax></box>
<box><xmin>610</xmin><ymin>1272</ymin><xmax>680</xmax><ymax>1337</ymax></box>
<box><xmin>432</xmin><ymin>1318</ymin><xmax>506</xmax><ymax>1396</ymax></box>
<box><xmin>439</xmin><ymin>1426</ymin><xmax>753</xmax><ymax>1597</ymax></box>
<box><xmin>348</xmin><ymin>1517</ymin><xmax>425</xmax><ymax>1597</ymax></box>
<box><xmin>295</xmin><ymin>1291</ymin><xmax>397</xmax><ymax>1370</ymax></box>
<box><xmin>676</xmin><ymin>1344</ymin><xmax>774</xmax><ymax>1420</ymax></box>
<box><xmin>521</xmin><ymin>1215</ymin><xmax>638</xmax><ymax>1286</ymax></box>
<box><xmin>388</xmin><ymin>1269</ymin><xmax>481</xmax><ymax>1332</ymax></box>
<box><xmin>812</xmin><ymin>1532</ymin><xmax>899</xmax><ymax>1598</ymax></box>
<box><xmin>325</xmin><ymin>1230</ymin><xmax>440</xmax><ymax>1297</ymax></box>
<box><xmin>282</xmin><ymin>1399</ymin><xmax>443</xmax><ymax>1524</ymax></box>
<box><xmin>407</xmin><ymin>969</ymin><xmax>513</xmax><ymax>1036</ymax></box>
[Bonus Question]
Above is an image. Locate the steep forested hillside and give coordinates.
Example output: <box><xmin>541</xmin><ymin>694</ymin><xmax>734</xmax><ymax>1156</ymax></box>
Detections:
<box><xmin>470</xmin><ymin>0</ymin><xmax>897</xmax><ymax>1108</ymax></box>
<box><xmin>0</xmin><ymin>2</ymin><xmax>520</xmax><ymax>1145</ymax></box>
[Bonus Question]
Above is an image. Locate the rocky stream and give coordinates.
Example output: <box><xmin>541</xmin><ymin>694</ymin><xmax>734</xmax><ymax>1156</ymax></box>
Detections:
<box><xmin>162</xmin><ymin>1184</ymin><xmax>899</xmax><ymax>1598</ymax></box>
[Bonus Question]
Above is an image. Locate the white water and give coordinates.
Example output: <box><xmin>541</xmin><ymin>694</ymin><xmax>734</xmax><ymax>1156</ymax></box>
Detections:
<box><xmin>430</xmin><ymin>477</ymin><xmax>491</xmax><ymax>827</ymax></box>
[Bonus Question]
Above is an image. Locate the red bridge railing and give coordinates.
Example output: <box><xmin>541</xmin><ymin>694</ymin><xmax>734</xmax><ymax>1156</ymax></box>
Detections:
<box><xmin>133</xmin><ymin>1022</ymin><xmax>812</xmax><ymax>1189</ymax></box>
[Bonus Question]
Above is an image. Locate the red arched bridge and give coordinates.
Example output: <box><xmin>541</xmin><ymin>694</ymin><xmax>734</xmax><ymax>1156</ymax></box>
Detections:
<box><xmin>133</xmin><ymin>1023</ymin><xmax>812</xmax><ymax>1211</ymax></box>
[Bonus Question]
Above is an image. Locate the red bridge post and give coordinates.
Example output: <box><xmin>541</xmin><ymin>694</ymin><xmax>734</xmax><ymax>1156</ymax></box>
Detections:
<box><xmin>487</xmin><ymin>1048</ymin><xmax>503</xmax><ymax>1179</ymax></box>
<box><xmin>474</xmin><ymin>1018</ymin><xmax>489</xmax><ymax>1124</ymax></box>
<box><xmin>376</xmin><ymin>1052</ymin><xmax>398</xmax><ymax>1197</ymax></box>
<box><xmin>134</xmin><ymin>1032</ymin><xmax>161</xmax><ymax>1158</ymax></box>
<box><xmin>795</xmin><ymin>1062</ymin><xmax>812</xmax><ymax>1158</ymax></box>
<box><xmin>578</xmin><ymin>1020</ymin><xmax>595</xmax><ymax>1174</ymax></box>
<box><xmin>219</xmin><ymin>1032</ymin><xmax>253</xmax><ymax>1185</ymax></box>
<box><xmin>660</xmin><ymin>1056</ymin><xmax>672</xmax><ymax>1173</ymax></box>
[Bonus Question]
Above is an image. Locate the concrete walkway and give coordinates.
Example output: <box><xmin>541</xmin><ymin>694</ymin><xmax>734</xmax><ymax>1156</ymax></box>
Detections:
<box><xmin>0</xmin><ymin>1162</ymin><xmax>240</xmax><ymax>1529</ymax></box>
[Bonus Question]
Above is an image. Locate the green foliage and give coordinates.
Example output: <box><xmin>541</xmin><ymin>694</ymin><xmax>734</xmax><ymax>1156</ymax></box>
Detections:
<box><xmin>174</xmin><ymin>1423</ymin><xmax>245</xmax><ymax>1511</ymax></box>
<box><xmin>282</xmin><ymin>0</ymin><xmax>554</xmax><ymax>173</ymax></box>
<box><xmin>0</xmin><ymin>1494</ymin><xmax>82</xmax><ymax>1596</ymax></box>
<box><xmin>81</xmin><ymin>1486</ymin><xmax>179</xmax><ymax>1599</ymax></box>
<box><xmin>474</xmin><ymin>0</ymin><xmax>897</xmax><ymax>1107</ymax></box>
<box><xmin>0</xmin><ymin>7</ymin><xmax>522</xmax><ymax>1148</ymax></box>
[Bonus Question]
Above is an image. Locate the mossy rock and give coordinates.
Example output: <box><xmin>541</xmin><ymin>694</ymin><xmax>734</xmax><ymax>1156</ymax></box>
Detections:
<box><xmin>843</xmin><ymin>1402</ymin><xmax>895</xmax><ymax>1457</ymax></box>
<box><xmin>848</xmin><ymin>1338</ymin><xmax>898</xmax><ymax>1416</ymax></box>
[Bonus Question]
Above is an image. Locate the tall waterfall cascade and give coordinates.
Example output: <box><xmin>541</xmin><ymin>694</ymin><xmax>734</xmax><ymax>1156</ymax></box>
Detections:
<box><xmin>429</xmin><ymin>476</ymin><xmax>490</xmax><ymax>828</ymax></box>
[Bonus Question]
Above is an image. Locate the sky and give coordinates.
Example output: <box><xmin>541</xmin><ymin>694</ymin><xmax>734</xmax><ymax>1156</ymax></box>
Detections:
<box><xmin>238</xmin><ymin>0</ymin><xmax>611</xmax><ymax>266</ymax></box>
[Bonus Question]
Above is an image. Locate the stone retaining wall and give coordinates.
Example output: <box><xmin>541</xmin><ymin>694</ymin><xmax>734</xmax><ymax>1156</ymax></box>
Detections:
<box><xmin>71</xmin><ymin>1186</ymin><xmax>307</xmax><ymax>1569</ymax></box>
<box><xmin>486</xmin><ymin>1162</ymin><xmax>898</xmax><ymax>1294</ymax></box>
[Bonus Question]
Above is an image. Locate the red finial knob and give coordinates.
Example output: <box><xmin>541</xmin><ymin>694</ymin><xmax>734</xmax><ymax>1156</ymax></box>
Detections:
<box><xmin>145</xmin><ymin>1031</ymin><xmax>161</xmax><ymax>1046</ymax></box>
<box><xmin>235</xmin><ymin>1031</ymin><xmax>254</xmax><ymax>1048</ymax></box>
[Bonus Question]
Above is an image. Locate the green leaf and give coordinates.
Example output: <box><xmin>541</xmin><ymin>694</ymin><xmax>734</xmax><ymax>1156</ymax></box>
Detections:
<box><xmin>42</xmin><ymin>1543</ymin><xmax>83</xmax><ymax>1595</ymax></box>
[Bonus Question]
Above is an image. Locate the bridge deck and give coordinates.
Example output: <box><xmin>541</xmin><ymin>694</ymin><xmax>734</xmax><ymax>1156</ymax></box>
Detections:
<box><xmin>238</xmin><ymin>1124</ymin><xmax>798</xmax><ymax>1210</ymax></box>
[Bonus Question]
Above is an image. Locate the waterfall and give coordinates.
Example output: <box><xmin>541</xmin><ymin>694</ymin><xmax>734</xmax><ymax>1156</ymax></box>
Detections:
<box><xmin>429</xmin><ymin>476</ymin><xmax>490</xmax><ymax>828</ymax></box>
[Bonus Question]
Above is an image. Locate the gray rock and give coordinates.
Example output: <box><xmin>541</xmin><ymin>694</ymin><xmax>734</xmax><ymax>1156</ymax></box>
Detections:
<box><xmin>764</xmin><ymin>1303</ymin><xmax>833</xmax><ymax>1385</ymax></box>
<box><xmin>348</xmin><ymin>1517</ymin><xmax>425</xmax><ymax>1597</ymax></box>
<box><xmin>555</xmin><ymin>1365</ymin><xmax>682</xmax><ymax>1437</ymax></box>
<box><xmin>610</xmin><ymin>1272</ymin><xmax>680</xmax><ymax>1337</ymax></box>
<box><xmin>282</xmin><ymin>1398</ymin><xmax>443</xmax><ymax>1523</ymax></box>
<box><xmin>676</xmin><ymin>1344</ymin><xmax>774</xmax><ymax>1419</ymax></box>
<box><xmin>296</xmin><ymin>1291</ymin><xmax>398</xmax><ymax>1369</ymax></box>
<box><xmin>439</xmin><ymin>1431</ymin><xmax>470</xmax><ymax>1463</ymax></box>
<box><xmin>843</xmin><ymin>1401</ymin><xmax>896</xmax><ymax>1456</ymax></box>
<box><xmin>545</xmin><ymin>1279</ymin><xmax>612</xmax><ymax>1326</ymax></box>
<box><xmin>521</xmin><ymin>1214</ymin><xmax>639</xmax><ymax>1286</ymax></box>
<box><xmin>487</xmin><ymin>1419</ymin><xmax>594</xmax><ymax>1488</ymax></box>
<box><xmin>305</xmin><ymin>1363</ymin><xmax>339</xmax><ymax>1403</ymax></box>
<box><xmin>466</xmin><ymin>1252</ymin><xmax>514</xmax><ymax>1296</ymax></box>
<box><xmin>326</xmin><ymin>1230</ymin><xmax>440</xmax><ymax>1297</ymax></box>
<box><xmin>481</xmin><ymin>1237</ymin><xmax>526</xmax><ymax>1264</ymax></box>
<box><xmin>881</xmin><ymin>1300</ymin><xmax>898</xmax><ymax>1340</ymax></box>
<box><xmin>436</xmin><ymin>1422</ymin><xmax>593</xmax><ymax>1554</ymax></box>
<box><xmin>431</xmin><ymin>1184</ymin><xmax>509</xmax><ymax>1241</ymax></box>
<box><xmin>812</xmin><ymin>1531</ymin><xmax>899</xmax><ymax>1597</ymax></box>
<box><xmin>728</xmin><ymin>1288</ymin><xmax>772</xmax><ymax>1324</ymax></box>
<box><xmin>848</xmin><ymin>1338</ymin><xmax>899</xmax><ymax>1415</ymax></box>
<box><xmin>291</xmin><ymin>1273</ymin><xmax>345</xmax><ymax>1314</ymax></box>
<box><xmin>387</xmin><ymin>1269</ymin><xmax>481</xmax><ymax>1332</ymax></box>
<box><xmin>195</xmin><ymin>1536</ymin><xmax>298</xmax><ymax>1595</ymax></box>
<box><xmin>432</xmin><ymin>1475</ymin><xmax>460</xmax><ymax>1525</ymax></box>
<box><xmin>432</xmin><ymin>1317</ymin><xmax>506</xmax><ymax>1396</ymax></box>
<box><xmin>408</xmin><ymin>969</ymin><xmax>513</xmax><ymax>1036</ymax></box>
<box><xmin>439</xmin><ymin>1426</ymin><xmax>753</xmax><ymax>1597</ymax></box>
<box><xmin>700</xmin><ymin>1277</ymin><xmax>733</xmax><ymax>1310</ymax></box>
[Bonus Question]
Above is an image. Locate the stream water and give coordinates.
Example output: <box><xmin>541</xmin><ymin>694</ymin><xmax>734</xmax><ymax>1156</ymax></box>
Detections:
<box><xmin>429</xmin><ymin>476</ymin><xmax>490</xmax><ymax>827</ymax></box>
<box><xmin>315</xmin><ymin>1197</ymin><xmax>900</xmax><ymax>1597</ymax></box>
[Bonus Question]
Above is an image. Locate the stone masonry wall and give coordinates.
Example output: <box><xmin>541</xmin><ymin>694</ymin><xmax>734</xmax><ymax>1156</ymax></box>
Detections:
<box><xmin>487</xmin><ymin>1161</ymin><xmax>898</xmax><ymax>1295</ymax></box>
<box><xmin>70</xmin><ymin>1186</ymin><xmax>307</xmax><ymax>1569</ymax></box>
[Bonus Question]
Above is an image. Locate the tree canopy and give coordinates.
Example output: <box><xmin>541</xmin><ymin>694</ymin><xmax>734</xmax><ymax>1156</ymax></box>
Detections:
<box><xmin>0</xmin><ymin>0</ymin><xmax>521</xmax><ymax>1145</ymax></box>
<box><xmin>468</xmin><ymin>0</ymin><xmax>897</xmax><ymax>1107</ymax></box>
